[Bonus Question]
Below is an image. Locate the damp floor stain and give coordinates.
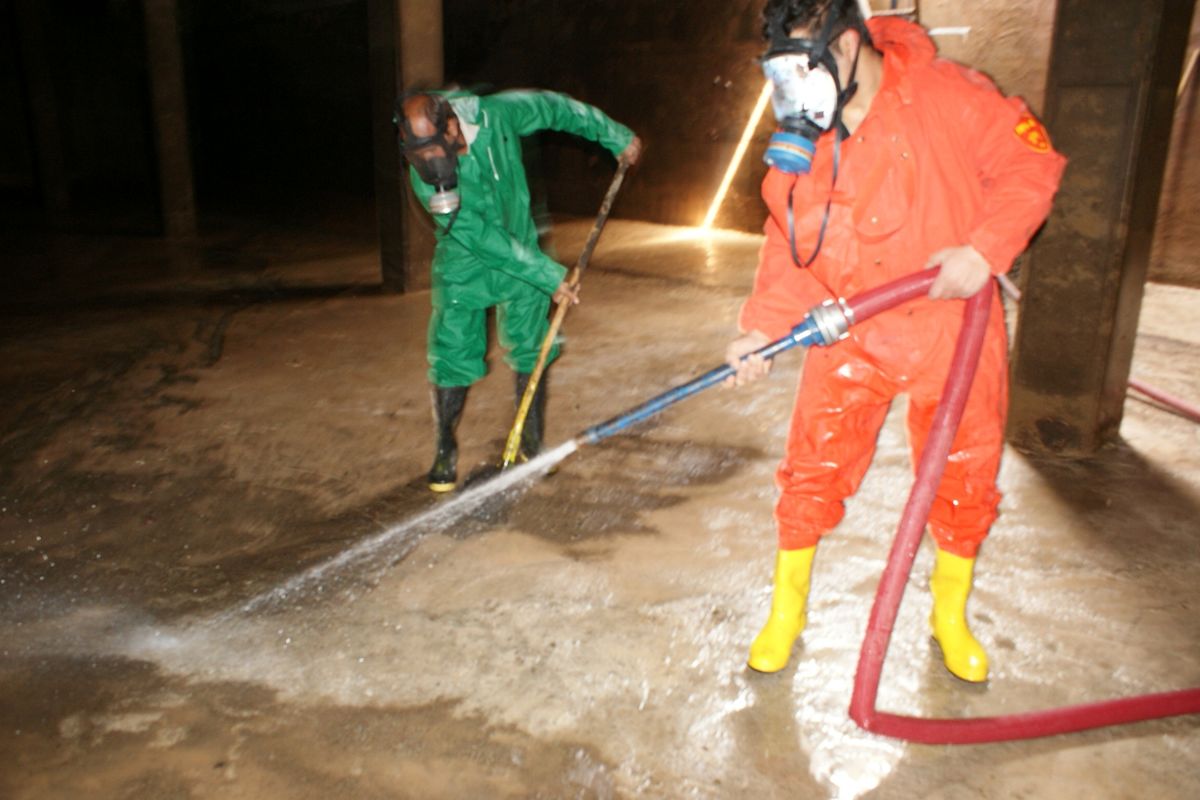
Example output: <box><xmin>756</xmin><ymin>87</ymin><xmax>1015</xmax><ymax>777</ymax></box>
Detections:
<box><xmin>1</xmin><ymin>219</ymin><xmax>1198</xmax><ymax>799</ymax></box>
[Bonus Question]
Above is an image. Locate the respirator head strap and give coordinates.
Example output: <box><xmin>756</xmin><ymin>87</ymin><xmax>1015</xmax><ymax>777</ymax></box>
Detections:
<box><xmin>395</xmin><ymin>92</ymin><xmax>452</xmax><ymax>150</ymax></box>
<box><xmin>836</xmin><ymin>33</ymin><xmax>863</xmax><ymax>112</ymax></box>
<box><xmin>393</xmin><ymin>92</ymin><xmax>462</xmax><ymax>215</ymax></box>
<box><xmin>394</xmin><ymin>93</ymin><xmax>459</xmax><ymax>172</ymax></box>
<box><xmin>763</xmin><ymin>0</ymin><xmax>839</xmax><ymax>64</ymax></box>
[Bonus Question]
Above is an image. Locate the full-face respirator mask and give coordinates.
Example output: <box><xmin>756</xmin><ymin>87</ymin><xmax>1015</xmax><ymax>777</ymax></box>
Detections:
<box><xmin>760</xmin><ymin>10</ymin><xmax>858</xmax><ymax>175</ymax></box>
<box><xmin>396</xmin><ymin>95</ymin><xmax>461</xmax><ymax>216</ymax></box>
<box><xmin>760</xmin><ymin>7</ymin><xmax>863</xmax><ymax>268</ymax></box>
<box><xmin>762</xmin><ymin>50</ymin><xmax>840</xmax><ymax>174</ymax></box>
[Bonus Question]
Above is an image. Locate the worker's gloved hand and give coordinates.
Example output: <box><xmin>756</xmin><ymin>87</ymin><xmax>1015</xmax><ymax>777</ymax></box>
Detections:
<box><xmin>723</xmin><ymin>330</ymin><xmax>772</xmax><ymax>388</ymax></box>
<box><xmin>552</xmin><ymin>279</ymin><xmax>580</xmax><ymax>306</ymax></box>
<box><xmin>620</xmin><ymin>136</ymin><xmax>643</xmax><ymax>167</ymax></box>
<box><xmin>926</xmin><ymin>245</ymin><xmax>993</xmax><ymax>299</ymax></box>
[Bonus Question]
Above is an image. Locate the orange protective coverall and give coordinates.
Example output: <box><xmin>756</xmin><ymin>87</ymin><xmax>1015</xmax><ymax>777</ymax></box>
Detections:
<box><xmin>739</xmin><ymin>18</ymin><xmax>1066</xmax><ymax>557</ymax></box>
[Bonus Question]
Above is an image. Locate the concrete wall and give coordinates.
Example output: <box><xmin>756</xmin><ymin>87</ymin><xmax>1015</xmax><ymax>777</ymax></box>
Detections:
<box><xmin>4</xmin><ymin>0</ymin><xmax>1196</xmax><ymax>285</ymax></box>
<box><xmin>0</xmin><ymin>3</ymin><xmax>35</xmax><ymax>197</ymax></box>
<box><xmin>180</xmin><ymin>0</ymin><xmax>374</xmax><ymax>206</ymax></box>
<box><xmin>1152</xmin><ymin>12</ymin><xmax>1200</xmax><ymax>286</ymax></box>
<box><xmin>442</xmin><ymin>0</ymin><xmax>1064</xmax><ymax>233</ymax></box>
<box><xmin>443</xmin><ymin>0</ymin><xmax>767</xmax><ymax>230</ymax></box>
<box><xmin>444</xmin><ymin>0</ymin><xmax>1200</xmax><ymax>286</ymax></box>
<box><xmin>1</xmin><ymin>0</ymin><xmax>160</xmax><ymax>232</ymax></box>
<box><xmin>0</xmin><ymin>0</ymin><xmax>376</xmax><ymax>232</ymax></box>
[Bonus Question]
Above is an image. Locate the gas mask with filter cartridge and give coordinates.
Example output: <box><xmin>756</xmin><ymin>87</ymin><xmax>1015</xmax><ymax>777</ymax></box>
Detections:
<box><xmin>395</xmin><ymin>94</ymin><xmax>462</xmax><ymax>217</ymax></box>
<box><xmin>761</xmin><ymin>6</ymin><xmax>860</xmax><ymax>176</ymax></box>
<box><xmin>758</xmin><ymin>7</ymin><xmax>864</xmax><ymax>267</ymax></box>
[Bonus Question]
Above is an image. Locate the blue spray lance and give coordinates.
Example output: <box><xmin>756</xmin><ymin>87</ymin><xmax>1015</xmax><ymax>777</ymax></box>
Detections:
<box><xmin>576</xmin><ymin>268</ymin><xmax>940</xmax><ymax>447</ymax></box>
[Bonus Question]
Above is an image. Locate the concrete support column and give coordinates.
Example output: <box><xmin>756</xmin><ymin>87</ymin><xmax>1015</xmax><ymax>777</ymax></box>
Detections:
<box><xmin>1007</xmin><ymin>0</ymin><xmax>1196</xmax><ymax>456</ymax></box>
<box><xmin>12</xmin><ymin>0</ymin><xmax>70</xmax><ymax>222</ymax></box>
<box><xmin>368</xmin><ymin>0</ymin><xmax>441</xmax><ymax>293</ymax></box>
<box><xmin>142</xmin><ymin>0</ymin><xmax>197</xmax><ymax>240</ymax></box>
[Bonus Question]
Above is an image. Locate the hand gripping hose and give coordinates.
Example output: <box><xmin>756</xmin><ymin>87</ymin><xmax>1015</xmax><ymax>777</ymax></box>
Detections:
<box><xmin>849</xmin><ymin>281</ymin><xmax>1200</xmax><ymax>744</ymax></box>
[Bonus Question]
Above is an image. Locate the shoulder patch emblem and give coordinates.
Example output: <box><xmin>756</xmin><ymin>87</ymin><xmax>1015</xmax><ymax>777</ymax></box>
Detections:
<box><xmin>1014</xmin><ymin>115</ymin><xmax>1051</xmax><ymax>153</ymax></box>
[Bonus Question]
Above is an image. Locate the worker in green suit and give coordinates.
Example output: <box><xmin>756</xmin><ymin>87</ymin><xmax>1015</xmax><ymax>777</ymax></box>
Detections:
<box><xmin>396</xmin><ymin>89</ymin><xmax>641</xmax><ymax>492</ymax></box>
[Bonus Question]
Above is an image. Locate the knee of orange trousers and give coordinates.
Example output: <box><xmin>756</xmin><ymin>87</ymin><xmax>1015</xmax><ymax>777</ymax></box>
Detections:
<box><xmin>926</xmin><ymin>480</ymin><xmax>1000</xmax><ymax>558</ymax></box>
<box><xmin>774</xmin><ymin>489</ymin><xmax>999</xmax><ymax>554</ymax></box>
<box><xmin>773</xmin><ymin>431</ymin><xmax>883</xmax><ymax>551</ymax></box>
<box><xmin>774</xmin><ymin>495</ymin><xmax>844</xmax><ymax>551</ymax></box>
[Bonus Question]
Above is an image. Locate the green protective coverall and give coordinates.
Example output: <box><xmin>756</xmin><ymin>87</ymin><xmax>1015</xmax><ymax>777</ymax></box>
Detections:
<box><xmin>408</xmin><ymin>91</ymin><xmax>633</xmax><ymax>387</ymax></box>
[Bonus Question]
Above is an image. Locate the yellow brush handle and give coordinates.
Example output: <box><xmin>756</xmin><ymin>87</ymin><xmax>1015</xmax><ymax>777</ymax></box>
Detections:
<box><xmin>501</xmin><ymin>161</ymin><xmax>631</xmax><ymax>468</ymax></box>
<box><xmin>501</xmin><ymin>294</ymin><xmax>572</xmax><ymax>466</ymax></box>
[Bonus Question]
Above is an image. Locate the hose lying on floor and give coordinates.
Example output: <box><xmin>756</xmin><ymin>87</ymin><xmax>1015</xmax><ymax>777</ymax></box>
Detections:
<box><xmin>849</xmin><ymin>280</ymin><xmax>1200</xmax><ymax>744</ymax></box>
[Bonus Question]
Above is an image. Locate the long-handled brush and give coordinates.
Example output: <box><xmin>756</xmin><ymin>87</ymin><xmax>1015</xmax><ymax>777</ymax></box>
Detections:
<box><xmin>499</xmin><ymin>160</ymin><xmax>631</xmax><ymax>469</ymax></box>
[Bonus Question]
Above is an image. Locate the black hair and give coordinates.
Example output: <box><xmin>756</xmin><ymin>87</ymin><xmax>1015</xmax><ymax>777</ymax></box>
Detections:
<box><xmin>761</xmin><ymin>0</ymin><xmax>873</xmax><ymax>47</ymax></box>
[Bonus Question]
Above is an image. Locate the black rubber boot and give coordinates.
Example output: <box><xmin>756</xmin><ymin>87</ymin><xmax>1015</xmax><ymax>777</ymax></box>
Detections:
<box><xmin>428</xmin><ymin>386</ymin><xmax>467</xmax><ymax>492</ymax></box>
<box><xmin>514</xmin><ymin>370</ymin><xmax>548</xmax><ymax>461</ymax></box>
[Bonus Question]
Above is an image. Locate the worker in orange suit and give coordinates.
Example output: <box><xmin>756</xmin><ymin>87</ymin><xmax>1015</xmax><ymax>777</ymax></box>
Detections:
<box><xmin>725</xmin><ymin>0</ymin><xmax>1065</xmax><ymax>681</ymax></box>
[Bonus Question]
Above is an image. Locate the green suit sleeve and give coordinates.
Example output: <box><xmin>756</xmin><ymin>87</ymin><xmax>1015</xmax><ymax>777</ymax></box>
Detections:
<box><xmin>490</xmin><ymin>90</ymin><xmax>634</xmax><ymax>157</ymax></box>
<box><xmin>409</xmin><ymin>166</ymin><xmax>566</xmax><ymax>295</ymax></box>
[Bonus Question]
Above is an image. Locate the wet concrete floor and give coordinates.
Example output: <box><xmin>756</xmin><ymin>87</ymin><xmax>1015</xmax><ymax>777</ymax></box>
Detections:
<box><xmin>1</xmin><ymin>218</ymin><xmax>1198</xmax><ymax>798</ymax></box>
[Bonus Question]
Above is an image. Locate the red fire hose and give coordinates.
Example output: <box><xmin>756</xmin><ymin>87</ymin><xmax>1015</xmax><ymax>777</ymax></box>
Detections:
<box><xmin>847</xmin><ymin>278</ymin><xmax>1200</xmax><ymax>744</ymax></box>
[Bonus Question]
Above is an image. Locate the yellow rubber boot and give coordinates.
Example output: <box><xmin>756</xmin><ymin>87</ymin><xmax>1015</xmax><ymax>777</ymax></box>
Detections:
<box><xmin>748</xmin><ymin>546</ymin><xmax>816</xmax><ymax>673</ymax></box>
<box><xmin>929</xmin><ymin>548</ymin><xmax>989</xmax><ymax>683</ymax></box>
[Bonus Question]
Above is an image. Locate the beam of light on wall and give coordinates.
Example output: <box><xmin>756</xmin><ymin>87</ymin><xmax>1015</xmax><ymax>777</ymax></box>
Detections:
<box><xmin>701</xmin><ymin>80</ymin><xmax>773</xmax><ymax>231</ymax></box>
<box><xmin>1179</xmin><ymin>47</ymin><xmax>1198</xmax><ymax>99</ymax></box>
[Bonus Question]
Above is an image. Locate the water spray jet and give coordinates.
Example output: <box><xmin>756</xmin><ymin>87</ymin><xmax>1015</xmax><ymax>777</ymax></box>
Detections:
<box><xmin>233</xmin><ymin>271</ymin><xmax>939</xmax><ymax>617</ymax></box>
<box><xmin>234</xmin><ymin>442</ymin><xmax>577</xmax><ymax>616</ymax></box>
